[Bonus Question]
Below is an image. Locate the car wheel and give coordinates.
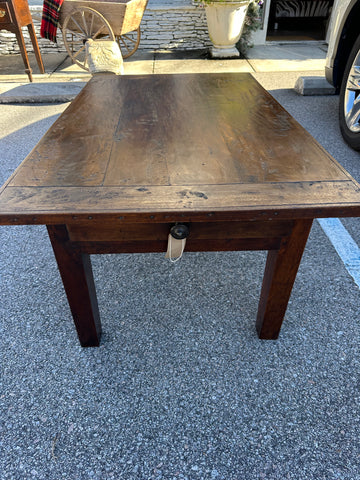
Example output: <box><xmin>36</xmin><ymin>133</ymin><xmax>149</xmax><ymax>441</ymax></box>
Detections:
<box><xmin>339</xmin><ymin>33</ymin><xmax>360</xmax><ymax>151</ymax></box>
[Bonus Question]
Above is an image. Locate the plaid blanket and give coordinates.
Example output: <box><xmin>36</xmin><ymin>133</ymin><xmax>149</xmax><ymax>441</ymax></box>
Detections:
<box><xmin>40</xmin><ymin>0</ymin><xmax>64</xmax><ymax>43</ymax></box>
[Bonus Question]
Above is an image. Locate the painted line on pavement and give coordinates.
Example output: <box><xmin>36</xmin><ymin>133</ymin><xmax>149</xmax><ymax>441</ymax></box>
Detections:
<box><xmin>318</xmin><ymin>218</ymin><xmax>360</xmax><ymax>289</ymax></box>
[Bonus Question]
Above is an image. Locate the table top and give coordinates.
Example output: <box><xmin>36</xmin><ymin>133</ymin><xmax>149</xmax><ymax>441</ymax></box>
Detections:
<box><xmin>1</xmin><ymin>73</ymin><xmax>360</xmax><ymax>225</ymax></box>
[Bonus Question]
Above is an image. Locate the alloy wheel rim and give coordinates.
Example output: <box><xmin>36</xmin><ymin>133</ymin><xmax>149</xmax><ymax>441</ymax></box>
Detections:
<box><xmin>344</xmin><ymin>50</ymin><xmax>360</xmax><ymax>133</ymax></box>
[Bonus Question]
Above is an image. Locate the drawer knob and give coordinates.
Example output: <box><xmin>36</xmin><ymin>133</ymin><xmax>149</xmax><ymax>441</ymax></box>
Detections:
<box><xmin>0</xmin><ymin>9</ymin><xmax>6</xmax><ymax>17</ymax></box>
<box><xmin>170</xmin><ymin>224</ymin><xmax>189</xmax><ymax>240</ymax></box>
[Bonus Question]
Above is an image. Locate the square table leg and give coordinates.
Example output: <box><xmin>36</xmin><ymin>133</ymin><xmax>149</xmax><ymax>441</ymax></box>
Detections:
<box><xmin>47</xmin><ymin>225</ymin><xmax>101</xmax><ymax>347</ymax></box>
<box><xmin>256</xmin><ymin>218</ymin><xmax>313</xmax><ymax>339</ymax></box>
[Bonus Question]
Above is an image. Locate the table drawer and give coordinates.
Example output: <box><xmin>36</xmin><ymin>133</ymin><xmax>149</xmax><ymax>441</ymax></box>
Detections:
<box><xmin>0</xmin><ymin>3</ymin><xmax>12</xmax><ymax>23</ymax></box>
<box><xmin>68</xmin><ymin>221</ymin><xmax>293</xmax><ymax>242</ymax></box>
<box><xmin>66</xmin><ymin>220</ymin><xmax>294</xmax><ymax>253</ymax></box>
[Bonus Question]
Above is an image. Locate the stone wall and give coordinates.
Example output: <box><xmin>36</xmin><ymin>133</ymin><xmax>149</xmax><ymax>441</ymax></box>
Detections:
<box><xmin>0</xmin><ymin>0</ymin><xmax>211</xmax><ymax>56</ymax></box>
<box><xmin>141</xmin><ymin>3</ymin><xmax>210</xmax><ymax>50</ymax></box>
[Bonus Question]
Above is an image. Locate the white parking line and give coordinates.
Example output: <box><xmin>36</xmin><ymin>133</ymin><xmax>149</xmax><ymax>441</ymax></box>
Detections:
<box><xmin>318</xmin><ymin>218</ymin><xmax>360</xmax><ymax>289</ymax></box>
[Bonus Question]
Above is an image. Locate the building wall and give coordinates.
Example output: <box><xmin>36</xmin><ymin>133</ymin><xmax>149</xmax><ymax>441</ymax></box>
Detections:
<box><xmin>0</xmin><ymin>0</ymin><xmax>212</xmax><ymax>55</ymax></box>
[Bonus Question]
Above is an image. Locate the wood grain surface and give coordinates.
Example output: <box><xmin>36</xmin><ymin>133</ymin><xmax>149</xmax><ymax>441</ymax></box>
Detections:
<box><xmin>1</xmin><ymin>73</ymin><xmax>360</xmax><ymax>225</ymax></box>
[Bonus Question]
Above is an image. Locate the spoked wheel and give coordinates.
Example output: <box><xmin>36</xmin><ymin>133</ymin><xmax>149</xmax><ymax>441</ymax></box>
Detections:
<box><xmin>116</xmin><ymin>28</ymin><xmax>141</xmax><ymax>59</ymax></box>
<box><xmin>63</xmin><ymin>7</ymin><xmax>115</xmax><ymax>70</ymax></box>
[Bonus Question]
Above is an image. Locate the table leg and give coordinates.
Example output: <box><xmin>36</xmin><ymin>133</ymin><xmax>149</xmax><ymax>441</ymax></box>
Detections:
<box><xmin>15</xmin><ymin>27</ymin><xmax>33</xmax><ymax>82</ymax></box>
<box><xmin>47</xmin><ymin>225</ymin><xmax>102</xmax><ymax>347</ymax></box>
<box><xmin>256</xmin><ymin>218</ymin><xmax>313</xmax><ymax>339</ymax></box>
<box><xmin>27</xmin><ymin>23</ymin><xmax>45</xmax><ymax>74</ymax></box>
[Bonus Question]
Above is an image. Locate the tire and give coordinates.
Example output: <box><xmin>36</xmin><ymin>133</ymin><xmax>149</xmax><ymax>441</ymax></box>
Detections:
<box><xmin>339</xmin><ymin>33</ymin><xmax>360</xmax><ymax>151</ymax></box>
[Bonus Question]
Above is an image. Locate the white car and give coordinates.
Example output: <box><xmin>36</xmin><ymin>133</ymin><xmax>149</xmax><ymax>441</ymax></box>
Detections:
<box><xmin>325</xmin><ymin>0</ymin><xmax>360</xmax><ymax>150</ymax></box>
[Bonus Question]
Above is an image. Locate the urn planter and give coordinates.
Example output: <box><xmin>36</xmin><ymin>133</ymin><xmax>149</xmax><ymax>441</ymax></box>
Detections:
<box><xmin>205</xmin><ymin>0</ymin><xmax>251</xmax><ymax>58</ymax></box>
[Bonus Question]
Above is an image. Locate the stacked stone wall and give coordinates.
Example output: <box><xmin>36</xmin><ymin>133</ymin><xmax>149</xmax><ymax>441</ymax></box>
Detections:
<box><xmin>0</xmin><ymin>2</ymin><xmax>211</xmax><ymax>55</ymax></box>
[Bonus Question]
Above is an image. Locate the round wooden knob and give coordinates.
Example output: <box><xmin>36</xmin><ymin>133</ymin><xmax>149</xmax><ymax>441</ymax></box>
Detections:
<box><xmin>170</xmin><ymin>224</ymin><xmax>189</xmax><ymax>240</ymax></box>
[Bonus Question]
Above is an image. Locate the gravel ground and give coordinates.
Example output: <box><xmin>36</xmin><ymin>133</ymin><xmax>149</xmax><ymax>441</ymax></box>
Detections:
<box><xmin>1</xmin><ymin>77</ymin><xmax>360</xmax><ymax>480</ymax></box>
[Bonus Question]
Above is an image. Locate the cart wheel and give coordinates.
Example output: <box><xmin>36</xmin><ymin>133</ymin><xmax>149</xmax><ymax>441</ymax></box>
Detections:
<box><xmin>63</xmin><ymin>7</ymin><xmax>115</xmax><ymax>70</ymax></box>
<box><xmin>116</xmin><ymin>28</ymin><xmax>141</xmax><ymax>59</ymax></box>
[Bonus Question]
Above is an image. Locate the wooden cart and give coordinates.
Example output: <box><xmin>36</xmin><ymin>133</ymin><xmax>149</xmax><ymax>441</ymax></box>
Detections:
<box><xmin>59</xmin><ymin>0</ymin><xmax>148</xmax><ymax>70</ymax></box>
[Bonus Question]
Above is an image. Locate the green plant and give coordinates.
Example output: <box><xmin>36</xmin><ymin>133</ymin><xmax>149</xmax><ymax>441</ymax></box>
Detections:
<box><xmin>237</xmin><ymin>0</ymin><xmax>263</xmax><ymax>56</ymax></box>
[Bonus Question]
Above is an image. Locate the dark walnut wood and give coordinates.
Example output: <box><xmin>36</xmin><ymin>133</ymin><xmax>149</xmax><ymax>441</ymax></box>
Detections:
<box><xmin>1</xmin><ymin>73</ymin><xmax>360</xmax><ymax>346</ymax></box>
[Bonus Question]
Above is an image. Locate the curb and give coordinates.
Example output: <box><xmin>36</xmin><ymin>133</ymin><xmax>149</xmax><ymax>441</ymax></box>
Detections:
<box><xmin>0</xmin><ymin>82</ymin><xmax>87</xmax><ymax>104</ymax></box>
<box><xmin>294</xmin><ymin>76</ymin><xmax>336</xmax><ymax>95</ymax></box>
<box><xmin>0</xmin><ymin>94</ymin><xmax>82</xmax><ymax>104</ymax></box>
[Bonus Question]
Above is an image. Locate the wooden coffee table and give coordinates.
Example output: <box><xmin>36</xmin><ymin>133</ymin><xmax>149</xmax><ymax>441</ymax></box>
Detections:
<box><xmin>1</xmin><ymin>73</ymin><xmax>360</xmax><ymax>346</ymax></box>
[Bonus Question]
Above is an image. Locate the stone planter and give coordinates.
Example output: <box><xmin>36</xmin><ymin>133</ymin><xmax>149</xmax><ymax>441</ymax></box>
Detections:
<box><xmin>205</xmin><ymin>1</ymin><xmax>250</xmax><ymax>58</ymax></box>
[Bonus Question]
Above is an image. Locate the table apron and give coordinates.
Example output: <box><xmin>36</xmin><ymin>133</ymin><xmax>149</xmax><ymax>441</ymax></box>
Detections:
<box><xmin>66</xmin><ymin>219</ymin><xmax>296</xmax><ymax>254</ymax></box>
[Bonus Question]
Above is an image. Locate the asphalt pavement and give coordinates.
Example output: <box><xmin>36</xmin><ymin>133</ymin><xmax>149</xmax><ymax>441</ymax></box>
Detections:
<box><xmin>1</xmin><ymin>44</ymin><xmax>360</xmax><ymax>480</ymax></box>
